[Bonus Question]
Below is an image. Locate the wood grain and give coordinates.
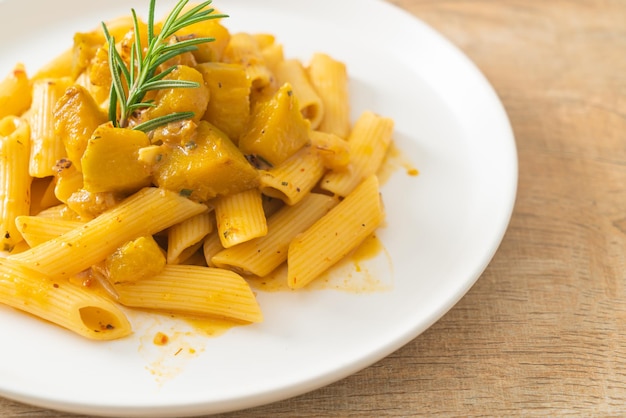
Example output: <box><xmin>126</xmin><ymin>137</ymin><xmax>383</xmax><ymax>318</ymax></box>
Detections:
<box><xmin>3</xmin><ymin>0</ymin><xmax>626</xmax><ymax>416</ymax></box>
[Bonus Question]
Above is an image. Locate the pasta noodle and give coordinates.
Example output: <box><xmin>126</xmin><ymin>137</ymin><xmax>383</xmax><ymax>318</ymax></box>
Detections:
<box><xmin>288</xmin><ymin>175</ymin><xmax>385</xmax><ymax>289</ymax></box>
<box><xmin>15</xmin><ymin>216</ymin><xmax>83</xmax><ymax>247</ymax></box>
<box><xmin>212</xmin><ymin>193</ymin><xmax>337</xmax><ymax>277</ymax></box>
<box><xmin>114</xmin><ymin>264</ymin><xmax>263</xmax><ymax>323</ymax></box>
<box><xmin>0</xmin><ymin>257</ymin><xmax>131</xmax><ymax>340</ymax></box>
<box><xmin>0</xmin><ymin>64</ymin><xmax>32</xmax><ymax>119</ymax></box>
<box><xmin>28</xmin><ymin>77</ymin><xmax>73</xmax><ymax>178</ymax></box>
<box><xmin>0</xmin><ymin>116</ymin><xmax>32</xmax><ymax>252</ymax></box>
<box><xmin>321</xmin><ymin>111</ymin><xmax>394</xmax><ymax>197</ymax></box>
<box><xmin>257</xmin><ymin>144</ymin><xmax>326</xmax><ymax>206</ymax></box>
<box><xmin>307</xmin><ymin>53</ymin><xmax>351</xmax><ymax>138</ymax></box>
<box><xmin>9</xmin><ymin>187</ymin><xmax>208</xmax><ymax>279</ymax></box>
<box><xmin>214</xmin><ymin>188</ymin><xmax>267</xmax><ymax>248</ymax></box>
<box><xmin>167</xmin><ymin>211</ymin><xmax>213</xmax><ymax>264</ymax></box>
<box><xmin>0</xmin><ymin>0</ymin><xmax>396</xmax><ymax>340</ymax></box>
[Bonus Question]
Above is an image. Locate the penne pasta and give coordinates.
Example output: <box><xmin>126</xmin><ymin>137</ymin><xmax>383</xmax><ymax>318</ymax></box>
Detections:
<box><xmin>202</xmin><ymin>231</ymin><xmax>224</xmax><ymax>267</ymax></box>
<box><xmin>307</xmin><ymin>53</ymin><xmax>350</xmax><ymax>138</ymax></box>
<box><xmin>0</xmin><ymin>0</ymin><xmax>397</xmax><ymax>340</ymax></box>
<box><xmin>9</xmin><ymin>187</ymin><xmax>208</xmax><ymax>279</ymax></box>
<box><xmin>0</xmin><ymin>257</ymin><xmax>132</xmax><ymax>340</ymax></box>
<box><xmin>15</xmin><ymin>216</ymin><xmax>84</xmax><ymax>248</ymax></box>
<box><xmin>114</xmin><ymin>264</ymin><xmax>263</xmax><ymax>323</ymax></box>
<box><xmin>212</xmin><ymin>193</ymin><xmax>337</xmax><ymax>277</ymax></box>
<box><xmin>0</xmin><ymin>117</ymin><xmax>32</xmax><ymax>252</ymax></box>
<box><xmin>258</xmin><ymin>144</ymin><xmax>326</xmax><ymax>206</ymax></box>
<box><xmin>274</xmin><ymin>59</ymin><xmax>324</xmax><ymax>129</ymax></box>
<box><xmin>167</xmin><ymin>211</ymin><xmax>213</xmax><ymax>264</ymax></box>
<box><xmin>288</xmin><ymin>175</ymin><xmax>384</xmax><ymax>289</ymax></box>
<box><xmin>215</xmin><ymin>188</ymin><xmax>267</xmax><ymax>248</ymax></box>
<box><xmin>28</xmin><ymin>77</ymin><xmax>73</xmax><ymax>178</ymax></box>
<box><xmin>321</xmin><ymin>111</ymin><xmax>394</xmax><ymax>197</ymax></box>
<box><xmin>0</xmin><ymin>64</ymin><xmax>32</xmax><ymax>119</ymax></box>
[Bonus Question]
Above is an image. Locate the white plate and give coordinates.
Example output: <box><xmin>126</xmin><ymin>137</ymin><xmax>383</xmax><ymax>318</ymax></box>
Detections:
<box><xmin>0</xmin><ymin>0</ymin><xmax>517</xmax><ymax>416</ymax></box>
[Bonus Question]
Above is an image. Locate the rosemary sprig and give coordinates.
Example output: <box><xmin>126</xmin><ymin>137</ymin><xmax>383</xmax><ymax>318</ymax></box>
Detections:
<box><xmin>101</xmin><ymin>0</ymin><xmax>227</xmax><ymax>132</ymax></box>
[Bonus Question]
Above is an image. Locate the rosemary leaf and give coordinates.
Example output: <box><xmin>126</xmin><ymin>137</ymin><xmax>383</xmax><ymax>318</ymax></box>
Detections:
<box><xmin>133</xmin><ymin>112</ymin><xmax>195</xmax><ymax>133</ymax></box>
<box><xmin>102</xmin><ymin>0</ymin><xmax>227</xmax><ymax>131</ymax></box>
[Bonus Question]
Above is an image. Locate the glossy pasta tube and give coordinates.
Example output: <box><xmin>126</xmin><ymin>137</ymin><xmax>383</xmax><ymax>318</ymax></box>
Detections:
<box><xmin>15</xmin><ymin>216</ymin><xmax>83</xmax><ymax>248</ymax></box>
<box><xmin>274</xmin><ymin>59</ymin><xmax>324</xmax><ymax>129</ymax></box>
<box><xmin>0</xmin><ymin>64</ymin><xmax>32</xmax><ymax>119</ymax></box>
<box><xmin>9</xmin><ymin>187</ymin><xmax>208</xmax><ymax>279</ymax></box>
<box><xmin>202</xmin><ymin>231</ymin><xmax>224</xmax><ymax>267</ymax></box>
<box><xmin>0</xmin><ymin>258</ymin><xmax>132</xmax><ymax>340</ymax></box>
<box><xmin>167</xmin><ymin>211</ymin><xmax>213</xmax><ymax>264</ymax></box>
<box><xmin>28</xmin><ymin>77</ymin><xmax>73</xmax><ymax>178</ymax></box>
<box><xmin>307</xmin><ymin>53</ymin><xmax>350</xmax><ymax>138</ymax></box>
<box><xmin>0</xmin><ymin>117</ymin><xmax>32</xmax><ymax>252</ymax></box>
<box><xmin>114</xmin><ymin>264</ymin><xmax>263</xmax><ymax>323</ymax></box>
<box><xmin>212</xmin><ymin>193</ymin><xmax>337</xmax><ymax>277</ymax></box>
<box><xmin>288</xmin><ymin>175</ymin><xmax>384</xmax><ymax>289</ymax></box>
<box><xmin>215</xmin><ymin>188</ymin><xmax>267</xmax><ymax>248</ymax></box>
<box><xmin>258</xmin><ymin>144</ymin><xmax>326</xmax><ymax>206</ymax></box>
<box><xmin>321</xmin><ymin>111</ymin><xmax>394</xmax><ymax>197</ymax></box>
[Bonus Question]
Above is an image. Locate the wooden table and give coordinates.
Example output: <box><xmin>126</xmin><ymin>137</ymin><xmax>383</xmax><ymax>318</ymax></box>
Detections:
<box><xmin>3</xmin><ymin>0</ymin><xmax>626</xmax><ymax>416</ymax></box>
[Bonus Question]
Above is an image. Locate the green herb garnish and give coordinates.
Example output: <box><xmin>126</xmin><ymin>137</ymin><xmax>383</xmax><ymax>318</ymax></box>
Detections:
<box><xmin>101</xmin><ymin>0</ymin><xmax>226</xmax><ymax>132</ymax></box>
